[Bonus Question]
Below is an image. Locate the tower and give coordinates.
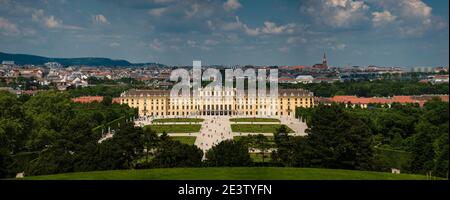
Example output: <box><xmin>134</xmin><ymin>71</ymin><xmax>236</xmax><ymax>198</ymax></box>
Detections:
<box><xmin>322</xmin><ymin>52</ymin><xmax>327</xmax><ymax>67</ymax></box>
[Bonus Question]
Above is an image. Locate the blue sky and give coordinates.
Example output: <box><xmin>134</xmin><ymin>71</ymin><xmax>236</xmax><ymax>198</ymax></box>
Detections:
<box><xmin>0</xmin><ymin>0</ymin><xmax>448</xmax><ymax>67</ymax></box>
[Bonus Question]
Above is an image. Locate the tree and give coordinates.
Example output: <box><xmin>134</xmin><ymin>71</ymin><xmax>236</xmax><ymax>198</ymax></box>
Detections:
<box><xmin>102</xmin><ymin>96</ymin><xmax>113</xmax><ymax>106</ymax></box>
<box><xmin>290</xmin><ymin>136</ymin><xmax>313</xmax><ymax>167</ymax></box>
<box><xmin>304</xmin><ymin>104</ymin><xmax>374</xmax><ymax>170</ymax></box>
<box><xmin>26</xmin><ymin>140</ymin><xmax>76</xmax><ymax>176</ymax></box>
<box><xmin>272</xmin><ymin>125</ymin><xmax>295</xmax><ymax>166</ymax></box>
<box><xmin>23</xmin><ymin>91</ymin><xmax>74</xmax><ymax>150</ymax></box>
<box><xmin>143</xmin><ymin>128</ymin><xmax>159</xmax><ymax>163</ymax></box>
<box><xmin>205</xmin><ymin>140</ymin><xmax>252</xmax><ymax>167</ymax></box>
<box><xmin>151</xmin><ymin>139</ymin><xmax>203</xmax><ymax>168</ymax></box>
<box><xmin>254</xmin><ymin>134</ymin><xmax>269</xmax><ymax>163</ymax></box>
<box><xmin>409</xmin><ymin>120</ymin><xmax>436</xmax><ymax>174</ymax></box>
<box><xmin>110</xmin><ymin>123</ymin><xmax>145</xmax><ymax>169</ymax></box>
<box><xmin>0</xmin><ymin>149</ymin><xmax>12</xmax><ymax>178</ymax></box>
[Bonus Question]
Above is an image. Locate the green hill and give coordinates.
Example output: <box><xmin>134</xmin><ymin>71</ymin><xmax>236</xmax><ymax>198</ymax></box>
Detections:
<box><xmin>22</xmin><ymin>167</ymin><xmax>440</xmax><ymax>180</ymax></box>
<box><xmin>0</xmin><ymin>52</ymin><xmax>163</xmax><ymax>67</ymax></box>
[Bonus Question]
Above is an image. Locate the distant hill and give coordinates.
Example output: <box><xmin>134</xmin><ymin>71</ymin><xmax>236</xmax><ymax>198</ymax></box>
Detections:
<box><xmin>0</xmin><ymin>52</ymin><xmax>164</xmax><ymax>67</ymax></box>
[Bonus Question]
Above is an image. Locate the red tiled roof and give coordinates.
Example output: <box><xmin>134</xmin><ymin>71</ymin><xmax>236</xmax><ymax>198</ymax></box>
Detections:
<box><xmin>323</xmin><ymin>95</ymin><xmax>449</xmax><ymax>106</ymax></box>
<box><xmin>72</xmin><ymin>96</ymin><xmax>103</xmax><ymax>103</ymax></box>
<box><xmin>329</xmin><ymin>96</ymin><xmax>391</xmax><ymax>104</ymax></box>
<box><xmin>112</xmin><ymin>98</ymin><xmax>121</xmax><ymax>104</ymax></box>
<box><xmin>434</xmin><ymin>75</ymin><xmax>449</xmax><ymax>79</ymax></box>
<box><xmin>279</xmin><ymin>77</ymin><xmax>295</xmax><ymax>81</ymax></box>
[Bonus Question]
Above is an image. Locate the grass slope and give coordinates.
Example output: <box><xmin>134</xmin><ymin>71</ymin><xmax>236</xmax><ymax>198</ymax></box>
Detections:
<box><xmin>24</xmin><ymin>167</ymin><xmax>437</xmax><ymax>180</ymax></box>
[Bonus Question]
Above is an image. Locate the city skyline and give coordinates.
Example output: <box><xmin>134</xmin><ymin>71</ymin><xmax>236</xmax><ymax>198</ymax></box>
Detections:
<box><xmin>0</xmin><ymin>0</ymin><xmax>449</xmax><ymax>67</ymax></box>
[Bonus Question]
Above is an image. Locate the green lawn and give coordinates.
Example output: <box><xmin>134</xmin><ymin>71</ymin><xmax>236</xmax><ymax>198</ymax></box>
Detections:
<box><xmin>230</xmin><ymin>118</ymin><xmax>280</xmax><ymax>123</ymax></box>
<box><xmin>147</xmin><ymin>124</ymin><xmax>201</xmax><ymax>133</ymax></box>
<box><xmin>153</xmin><ymin>118</ymin><xmax>204</xmax><ymax>123</ymax></box>
<box><xmin>171</xmin><ymin>136</ymin><xmax>196</xmax><ymax>145</ymax></box>
<box><xmin>23</xmin><ymin>167</ymin><xmax>439</xmax><ymax>180</ymax></box>
<box><xmin>231</xmin><ymin>124</ymin><xmax>294</xmax><ymax>133</ymax></box>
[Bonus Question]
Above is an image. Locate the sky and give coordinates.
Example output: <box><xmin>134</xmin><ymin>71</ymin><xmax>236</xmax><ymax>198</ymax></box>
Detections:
<box><xmin>0</xmin><ymin>0</ymin><xmax>448</xmax><ymax>67</ymax></box>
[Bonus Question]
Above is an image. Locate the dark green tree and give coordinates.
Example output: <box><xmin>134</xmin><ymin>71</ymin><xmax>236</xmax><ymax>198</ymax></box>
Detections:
<box><xmin>304</xmin><ymin>104</ymin><xmax>374</xmax><ymax>170</ymax></box>
<box><xmin>205</xmin><ymin>140</ymin><xmax>252</xmax><ymax>166</ymax></box>
<box><xmin>254</xmin><ymin>134</ymin><xmax>269</xmax><ymax>163</ymax></box>
<box><xmin>151</xmin><ymin>139</ymin><xmax>203</xmax><ymax>168</ymax></box>
<box><xmin>272</xmin><ymin>125</ymin><xmax>295</xmax><ymax>166</ymax></box>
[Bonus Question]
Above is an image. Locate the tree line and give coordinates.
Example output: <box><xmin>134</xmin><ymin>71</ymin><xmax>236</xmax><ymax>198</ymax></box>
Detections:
<box><xmin>281</xmin><ymin>80</ymin><xmax>449</xmax><ymax>97</ymax></box>
<box><xmin>1</xmin><ymin>90</ymin><xmax>448</xmax><ymax>178</ymax></box>
<box><xmin>296</xmin><ymin>100</ymin><xmax>448</xmax><ymax>177</ymax></box>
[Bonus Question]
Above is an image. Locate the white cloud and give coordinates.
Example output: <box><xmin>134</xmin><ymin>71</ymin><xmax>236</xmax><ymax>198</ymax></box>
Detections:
<box><xmin>372</xmin><ymin>10</ymin><xmax>396</xmax><ymax>27</ymax></box>
<box><xmin>223</xmin><ymin>0</ymin><xmax>242</xmax><ymax>11</ymax></box>
<box><xmin>148</xmin><ymin>7</ymin><xmax>168</xmax><ymax>17</ymax></box>
<box><xmin>149</xmin><ymin>39</ymin><xmax>165</xmax><ymax>52</ymax></box>
<box><xmin>187</xmin><ymin>40</ymin><xmax>210</xmax><ymax>51</ymax></box>
<box><xmin>187</xmin><ymin>40</ymin><xmax>196</xmax><ymax>46</ymax></box>
<box><xmin>332</xmin><ymin>43</ymin><xmax>347</xmax><ymax>50</ymax></box>
<box><xmin>0</xmin><ymin>17</ymin><xmax>20</xmax><ymax>36</ymax></box>
<box><xmin>287</xmin><ymin>36</ymin><xmax>307</xmax><ymax>44</ymax></box>
<box><xmin>398</xmin><ymin>0</ymin><xmax>432</xmax><ymax>19</ymax></box>
<box><xmin>32</xmin><ymin>9</ymin><xmax>83</xmax><ymax>30</ymax></box>
<box><xmin>301</xmin><ymin>0</ymin><xmax>370</xmax><ymax>28</ymax></box>
<box><xmin>222</xmin><ymin>16</ymin><xmax>296</xmax><ymax>36</ymax></box>
<box><xmin>261</xmin><ymin>21</ymin><xmax>295</xmax><ymax>34</ymax></box>
<box><xmin>278</xmin><ymin>47</ymin><xmax>289</xmax><ymax>53</ymax></box>
<box><xmin>222</xmin><ymin>17</ymin><xmax>243</xmax><ymax>31</ymax></box>
<box><xmin>185</xmin><ymin>4</ymin><xmax>200</xmax><ymax>18</ymax></box>
<box><xmin>204</xmin><ymin>39</ymin><xmax>219</xmax><ymax>45</ymax></box>
<box><xmin>44</xmin><ymin>15</ymin><xmax>60</xmax><ymax>28</ymax></box>
<box><xmin>109</xmin><ymin>42</ymin><xmax>120</xmax><ymax>47</ymax></box>
<box><xmin>92</xmin><ymin>14</ymin><xmax>110</xmax><ymax>25</ymax></box>
<box><xmin>31</xmin><ymin>9</ymin><xmax>44</xmax><ymax>22</ymax></box>
<box><xmin>369</xmin><ymin>0</ymin><xmax>437</xmax><ymax>37</ymax></box>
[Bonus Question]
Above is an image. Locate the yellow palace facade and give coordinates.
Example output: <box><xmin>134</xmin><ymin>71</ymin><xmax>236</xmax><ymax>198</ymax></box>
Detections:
<box><xmin>118</xmin><ymin>89</ymin><xmax>314</xmax><ymax>117</ymax></box>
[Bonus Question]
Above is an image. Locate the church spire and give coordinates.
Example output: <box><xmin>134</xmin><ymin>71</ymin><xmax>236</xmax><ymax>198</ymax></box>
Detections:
<box><xmin>322</xmin><ymin>52</ymin><xmax>327</xmax><ymax>66</ymax></box>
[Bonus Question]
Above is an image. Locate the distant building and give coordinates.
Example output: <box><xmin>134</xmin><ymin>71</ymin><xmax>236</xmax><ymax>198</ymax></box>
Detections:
<box><xmin>312</xmin><ymin>52</ymin><xmax>328</xmax><ymax>70</ymax></box>
<box><xmin>72</xmin><ymin>96</ymin><xmax>104</xmax><ymax>103</ymax></box>
<box><xmin>296</xmin><ymin>75</ymin><xmax>314</xmax><ymax>84</ymax></box>
<box><xmin>317</xmin><ymin>95</ymin><xmax>449</xmax><ymax>108</ymax></box>
<box><xmin>313</xmin><ymin>77</ymin><xmax>340</xmax><ymax>83</ymax></box>
<box><xmin>431</xmin><ymin>75</ymin><xmax>449</xmax><ymax>84</ymax></box>
<box><xmin>19</xmin><ymin>69</ymin><xmax>43</xmax><ymax>79</ymax></box>
<box><xmin>45</xmin><ymin>62</ymin><xmax>62</xmax><ymax>68</ymax></box>
<box><xmin>119</xmin><ymin>89</ymin><xmax>314</xmax><ymax>117</ymax></box>
<box><xmin>1</xmin><ymin>61</ymin><xmax>15</xmax><ymax>65</ymax></box>
<box><xmin>279</xmin><ymin>77</ymin><xmax>297</xmax><ymax>84</ymax></box>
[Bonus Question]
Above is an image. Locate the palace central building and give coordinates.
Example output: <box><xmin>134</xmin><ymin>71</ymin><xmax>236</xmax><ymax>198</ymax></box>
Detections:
<box><xmin>119</xmin><ymin>89</ymin><xmax>314</xmax><ymax>117</ymax></box>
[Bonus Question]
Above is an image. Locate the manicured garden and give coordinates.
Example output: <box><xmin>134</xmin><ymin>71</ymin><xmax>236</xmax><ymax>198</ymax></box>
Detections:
<box><xmin>23</xmin><ymin>167</ymin><xmax>439</xmax><ymax>180</ymax></box>
<box><xmin>152</xmin><ymin>118</ymin><xmax>204</xmax><ymax>123</ymax></box>
<box><xmin>147</xmin><ymin>124</ymin><xmax>201</xmax><ymax>133</ymax></box>
<box><xmin>230</xmin><ymin>118</ymin><xmax>280</xmax><ymax>123</ymax></box>
<box><xmin>231</xmin><ymin>124</ymin><xmax>294</xmax><ymax>133</ymax></box>
<box><xmin>171</xmin><ymin>136</ymin><xmax>197</xmax><ymax>145</ymax></box>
